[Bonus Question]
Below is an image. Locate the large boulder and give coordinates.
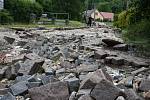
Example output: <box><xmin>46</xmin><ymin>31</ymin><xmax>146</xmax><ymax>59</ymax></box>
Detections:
<box><xmin>0</xmin><ymin>92</ymin><xmax>16</xmax><ymax>100</ymax></box>
<box><xmin>124</xmin><ymin>89</ymin><xmax>142</xmax><ymax>100</ymax></box>
<box><xmin>0</xmin><ymin>83</ymin><xmax>9</xmax><ymax>96</ymax></box>
<box><xmin>0</xmin><ymin>66</ymin><xmax>9</xmax><ymax>80</ymax></box>
<box><xmin>91</xmin><ymin>79</ymin><xmax>124</xmax><ymax>100</ymax></box>
<box><xmin>79</xmin><ymin>69</ymin><xmax>112</xmax><ymax>89</ymax></box>
<box><xmin>102</xmin><ymin>38</ymin><xmax>123</xmax><ymax>47</ymax></box>
<box><xmin>18</xmin><ymin>59</ymin><xmax>44</xmax><ymax>75</ymax></box>
<box><xmin>29</xmin><ymin>81</ymin><xmax>69</xmax><ymax>100</ymax></box>
<box><xmin>65</xmin><ymin>77</ymin><xmax>80</xmax><ymax>93</ymax></box>
<box><xmin>10</xmin><ymin>81</ymin><xmax>28</xmax><ymax>96</ymax></box>
<box><xmin>104</xmin><ymin>56</ymin><xmax>124</xmax><ymax>65</ymax></box>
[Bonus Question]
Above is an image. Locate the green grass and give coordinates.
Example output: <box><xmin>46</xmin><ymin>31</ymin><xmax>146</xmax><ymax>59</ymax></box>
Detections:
<box><xmin>0</xmin><ymin>20</ymin><xmax>85</xmax><ymax>29</ymax></box>
<box><xmin>122</xmin><ymin>29</ymin><xmax>150</xmax><ymax>57</ymax></box>
<box><xmin>104</xmin><ymin>22</ymin><xmax>113</xmax><ymax>26</ymax></box>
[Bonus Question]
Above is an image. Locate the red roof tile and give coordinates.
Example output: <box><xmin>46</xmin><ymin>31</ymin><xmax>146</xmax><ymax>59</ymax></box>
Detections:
<box><xmin>100</xmin><ymin>12</ymin><xmax>114</xmax><ymax>19</ymax></box>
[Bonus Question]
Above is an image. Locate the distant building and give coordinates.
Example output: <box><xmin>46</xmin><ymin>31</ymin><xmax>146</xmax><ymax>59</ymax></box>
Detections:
<box><xmin>99</xmin><ymin>12</ymin><xmax>114</xmax><ymax>21</ymax></box>
<box><xmin>83</xmin><ymin>9</ymin><xmax>114</xmax><ymax>22</ymax></box>
<box><xmin>0</xmin><ymin>0</ymin><xmax>4</xmax><ymax>10</ymax></box>
<box><xmin>83</xmin><ymin>9</ymin><xmax>102</xmax><ymax>20</ymax></box>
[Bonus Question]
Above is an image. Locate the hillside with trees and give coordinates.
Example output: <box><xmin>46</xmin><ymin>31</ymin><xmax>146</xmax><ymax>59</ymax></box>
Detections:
<box><xmin>0</xmin><ymin>0</ymin><xmax>150</xmax><ymax>54</ymax></box>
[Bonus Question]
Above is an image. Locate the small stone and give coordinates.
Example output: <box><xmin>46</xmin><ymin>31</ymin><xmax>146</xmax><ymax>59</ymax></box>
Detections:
<box><xmin>76</xmin><ymin>89</ymin><xmax>92</xmax><ymax>98</ymax></box>
<box><xmin>51</xmin><ymin>52</ymin><xmax>63</xmax><ymax>61</ymax></box>
<box><xmin>104</xmin><ymin>56</ymin><xmax>124</xmax><ymax>65</ymax></box>
<box><xmin>144</xmin><ymin>91</ymin><xmax>150</xmax><ymax>100</ymax></box>
<box><xmin>78</xmin><ymin>95</ymin><xmax>94</xmax><ymax>100</ymax></box>
<box><xmin>27</xmin><ymin>82</ymin><xmax>41</xmax><ymax>89</ymax></box>
<box><xmin>44</xmin><ymin>67</ymin><xmax>55</xmax><ymax>76</ymax></box>
<box><xmin>69</xmin><ymin>91</ymin><xmax>77</xmax><ymax>100</ymax></box>
<box><xmin>124</xmin><ymin>76</ymin><xmax>134</xmax><ymax>88</ymax></box>
<box><xmin>17</xmin><ymin>39</ymin><xmax>28</xmax><ymax>46</ymax></box>
<box><xmin>12</xmin><ymin>55</ymin><xmax>25</xmax><ymax>63</ymax></box>
<box><xmin>139</xmin><ymin>79</ymin><xmax>150</xmax><ymax>92</ymax></box>
<box><xmin>77</xmin><ymin>64</ymin><xmax>98</xmax><ymax>73</ymax></box>
<box><xmin>0</xmin><ymin>66</ymin><xmax>9</xmax><ymax>80</ymax></box>
<box><xmin>124</xmin><ymin>89</ymin><xmax>141</xmax><ymax>100</ymax></box>
<box><xmin>103</xmin><ymin>30</ymin><xmax>109</xmax><ymax>33</ymax></box>
<box><xmin>0</xmin><ymin>88</ymin><xmax>9</xmax><ymax>95</ymax></box>
<box><xmin>65</xmin><ymin>77</ymin><xmax>79</xmax><ymax>93</ymax></box>
<box><xmin>15</xmin><ymin>75</ymin><xmax>32</xmax><ymax>83</ymax></box>
<box><xmin>16</xmin><ymin>96</ymin><xmax>25</xmax><ymax>100</ymax></box>
<box><xmin>116</xmin><ymin>96</ymin><xmax>125</xmax><ymax>100</ymax></box>
<box><xmin>94</xmin><ymin>50</ymin><xmax>108</xmax><ymax>59</ymax></box>
<box><xmin>132</xmin><ymin>61</ymin><xmax>149</xmax><ymax>68</ymax></box>
<box><xmin>5</xmin><ymin>66</ymin><xmax>18</xmax><ymax>80</ymax></box>
<box><xmin>111</xmin><ymin>57</ymin><xmax>124</xmax><ymax>65</ymax></box>
<box><xmin>79</xmin><ymin>74</ymin><xmax>87</xmax><ymax>81</ymax></box>
<box><xmin>19</xmin><ymin>33</ymin><xmax>27</xmax><ymax>38</ymax></box>
<box><xmin>24</xmin><ymin>53</ymin><xmax>43</xmax><ymax>61</ymax></box>
<box><xmin>39</xmin><ymin>75</ymin><xmax>58</xmax><ymax>85</ymax></box>
<box><xmin>4</xmin><ymin>36</ymin><xmax>15</xmax><ymax>44</ymax></box>
<box><xmin>0</xmin><ymin>92</ymin><xmax>16</xmax><ymax>100</ymax></box>
<box><xmin>10</xmin><ymin>81</ymin><xmax>28</xmax><ymax>96</ymax></box>
<box><xmin>56</xmin><ymin>68</ymin><xmax>65</xmax><ymax>75</ymax></box>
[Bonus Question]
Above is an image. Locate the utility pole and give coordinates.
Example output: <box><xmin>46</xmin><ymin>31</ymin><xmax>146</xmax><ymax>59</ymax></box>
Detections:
<box><xmin>85</xmin><ymin>0</ymin><xmax>89</xmax><ymax>24</ymax></box>
<box><xmin>93</xmin><ymin>0</ymin><xmax>96</xmax><ymax>24</ymax></box>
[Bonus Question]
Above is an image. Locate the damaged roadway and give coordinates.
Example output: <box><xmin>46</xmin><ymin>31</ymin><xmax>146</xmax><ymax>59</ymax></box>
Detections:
<box><xmin>0</xmin><ymin>25</ymin><xmax>149</xmax><ymax>100</ymax></box>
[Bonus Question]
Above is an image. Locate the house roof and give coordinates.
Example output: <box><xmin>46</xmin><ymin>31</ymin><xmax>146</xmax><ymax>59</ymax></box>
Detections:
<box><xmin>100</xmin><ymin>12</ymin><xmax>114</xmax><ymax>19</ymax></box>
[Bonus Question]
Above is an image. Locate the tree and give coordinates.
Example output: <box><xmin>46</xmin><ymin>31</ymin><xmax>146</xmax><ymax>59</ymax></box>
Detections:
<box><xmin>97</xmin><ymin>2</ymin><xmax>112</xmax><ymax>12</ymax></box>
<box><xmin>36</xmin><ymin>0</ymin><xmax>52</xmax><ymax>12</ymax></box>
<box><xmin>5</xmin><ymin>0</ymin><xmax>43</xmax><ymax>23</ymax></box>
<box><xmin>112</xmin><ymin>0</ymin><xmax>127</xmax><ymax>13</ymax></box>
<box><xmin>0</xmin><ymin>9</ymin><xmax>13</xmax><ymax>24</ymax></box>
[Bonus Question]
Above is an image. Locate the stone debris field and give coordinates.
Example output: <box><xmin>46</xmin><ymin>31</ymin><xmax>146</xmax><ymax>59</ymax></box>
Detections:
<box><xmin>0</xmin><ymin>26</ymin><xmax>150</xmax><ymax>100</ymax></box>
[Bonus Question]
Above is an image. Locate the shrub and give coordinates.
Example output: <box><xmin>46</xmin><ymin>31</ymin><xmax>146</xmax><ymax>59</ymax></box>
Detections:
<box><xmin>116</xmin><ymin>11</ymin><xmax>127</xmax><ymax>28</ymax></box>
<box><xmin>123</xmin><ymin>19</ymin><xmax>150</xmax><ymax>55</ymax></box>
<box><xmin>114</xmin><ymin>8</ymin><xmax>136</xmax><ymax>28</ymax></box>
<box><xmin>0</xmin><ymin>10</ymin><xmax>13</xmax><ymax>24</ymax></box>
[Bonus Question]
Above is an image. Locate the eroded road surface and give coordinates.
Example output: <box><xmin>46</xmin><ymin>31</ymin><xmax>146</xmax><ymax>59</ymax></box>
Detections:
<box><xmin>0</xmin><ymin>26</ymin><xmax>150</xmax><ymax>100</ymax></box>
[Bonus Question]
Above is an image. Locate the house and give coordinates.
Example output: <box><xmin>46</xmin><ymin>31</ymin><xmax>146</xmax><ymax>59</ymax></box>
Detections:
<box><xmin>83</xmin><ymin>9</ymin><xmax>102</xmax><ymax>20</ymax></box>
<box><xmin>83</xmin><ymin>9</ymin><xmax>114</xmax><ymax>22</ymax></box>
<box><xmin>99</xmin><ymin>12</ymin><xmax>114</xmax><ymax>21</ymax></box>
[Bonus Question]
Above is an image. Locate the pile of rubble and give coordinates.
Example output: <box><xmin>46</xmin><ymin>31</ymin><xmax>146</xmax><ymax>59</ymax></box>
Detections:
<box><xmin>0</xmin><ymin>27</ymin><xmax>149</xmax><ymax>100</ymax></box>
